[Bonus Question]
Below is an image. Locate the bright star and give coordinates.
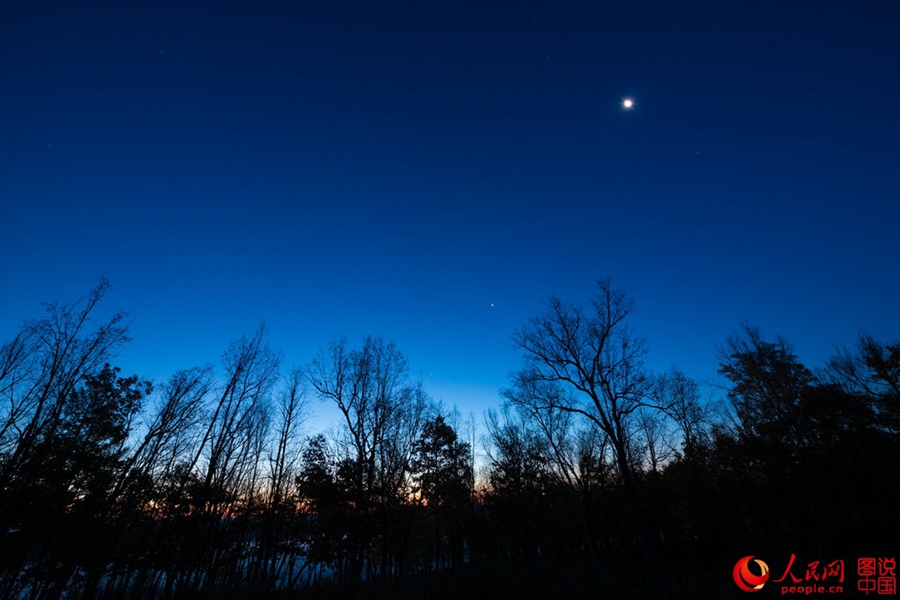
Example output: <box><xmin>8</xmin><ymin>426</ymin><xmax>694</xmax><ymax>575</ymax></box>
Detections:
<box><xmin>622</xmin><ymin>98</ymin><xmax>634</xmax><ymax>109</ymax></box>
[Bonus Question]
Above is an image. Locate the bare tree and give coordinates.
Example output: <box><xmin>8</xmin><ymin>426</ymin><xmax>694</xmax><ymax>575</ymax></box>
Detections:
<box><xmin>308</xmin><ymin>337</ymin><xmax>425</xmax><ymax>505</ymax></box>
<box><xmin>827</xmin><ymin>332</ymin><xmax>900</xmax><ymax>433</ymax></box>
<box><xmin>509</xmin><ymin>279</ymin><xmax>666</xmax><ymax>566</ymax></box>
<box><xmin>503</xmin><ymin>378</ymin><xmax>587</xmax><ymax>489</ymax></box>
<box><xmin>511</xmin><ymin>280</ymin><xmax>656</xmax><ymax>492</ymax></box>
<box><xmin>116</xmin><ymin>366</ymin><xmax>214</xmax><ymax>509</ymax></box>
<box><xmin>268</xmin><ymin>367</ymin><xmax>308</xmax><ymax>507</ymax></box>
<box><xmin>244</xmin><ymin>368</ymin><xmax>310</xmax><ymax>587</ymax></box>
<box><xmin>306</xmin><ymin>336</ymin><xmax>427</xmax><ymax>583</ymax></box>
<box><xmin>483</xmin><ymin>405</ymin><xmax>556</xmax><ymax>558</ymax></box>
<box><xmin>0</xmin><ymin>278</ymin><xmax>130</xmax><ymax>490</ymax></box>
<box><xmin>633</xmin><ymin>405</ymin><xmax>675</xmax><ymax>473</ymax></box>
<box><xmin>164</xmin><ymin>326</ymin><xmax>279</xmax><ymax>595</ymax></box>
<box><xmin>0</xmin><ymin>330</ymin><xmax>39</xmax><ymax>453</ymax></box>
<box><xmin>502</xmin><ymin>377</ymin><xmax>602</xmax><ymax>565</ymax></box>
<box><xmin>656</xmin><ymin>368</ymin><xmax>707</xmax><ymax>457</ymax></box>
<box><xmin>197</xmin><ymin>325</ymin><xmax>280</xmax><ymax>509</ymax></box>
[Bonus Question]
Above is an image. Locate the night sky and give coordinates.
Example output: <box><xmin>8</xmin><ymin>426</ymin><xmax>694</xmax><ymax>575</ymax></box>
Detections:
<box><xmin>2</xmin><ymin>2</ymin><xmax>898</xmax><ymax>425</ymax></box>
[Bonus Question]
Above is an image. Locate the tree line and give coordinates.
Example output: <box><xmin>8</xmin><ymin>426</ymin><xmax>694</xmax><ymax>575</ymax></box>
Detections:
<box><xmin>0</xmin><ymin>278</ymin><xmax>897</xmax><ymax>598</ymax></box>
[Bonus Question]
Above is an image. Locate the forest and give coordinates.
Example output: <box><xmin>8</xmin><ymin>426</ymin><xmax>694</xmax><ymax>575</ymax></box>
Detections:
<box><xmin>1</xmin><ymin>279</ymin><xmax>897</xmax><ymax>598</ymax></box>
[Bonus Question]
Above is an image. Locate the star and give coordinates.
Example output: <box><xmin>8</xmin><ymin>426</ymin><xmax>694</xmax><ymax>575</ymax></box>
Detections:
<box><xmin>622</xmin><ymin>98</ymin><xmax>635</xmax><ymax>110</ymax></box>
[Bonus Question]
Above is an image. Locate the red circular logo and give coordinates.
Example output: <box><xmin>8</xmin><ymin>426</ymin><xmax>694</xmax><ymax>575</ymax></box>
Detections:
<box><xmin>733</xmin><ymin>555</ymin><xmax>770</xmax><ymax>592</ymax></box>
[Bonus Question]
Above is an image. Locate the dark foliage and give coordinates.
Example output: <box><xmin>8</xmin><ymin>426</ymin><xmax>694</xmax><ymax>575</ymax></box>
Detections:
<box><xmin>0</xmin><ymin>283</ymin><xmax>896</xmax><ymax>598</ymax></box>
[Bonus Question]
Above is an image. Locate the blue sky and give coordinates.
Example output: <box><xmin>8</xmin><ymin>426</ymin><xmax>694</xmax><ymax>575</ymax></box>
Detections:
<box><xmin>2</xmin><ymin>1</ymin><xmax>898</xmax><ymax>426</ymax></box>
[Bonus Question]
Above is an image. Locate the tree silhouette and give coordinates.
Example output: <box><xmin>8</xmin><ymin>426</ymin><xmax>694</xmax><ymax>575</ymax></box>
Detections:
<box><xmin>307</xmin><ymin>336</ymin><xmax>427</xmax><ymax>584</ymax></box>
<box><xmin>2</xmin><ymin>280</ymin><xmax>897</xmax><ymax>598</ymax></box>
<box><xmin>828</xmin><ymin>333</ymin><xmax>900</xmax><ymax>433</ymax></box>
<box><xmin>483</xmin><ymin>407</ymin><xmax>556</xmax><ymax>559</ymax></box>
<box><xmin>1</xmin><ymin>363</ymin><xmax>149</xmax><ymax>596</ymax></box>
<box><xmin>507</xmin><ymin>279</ymin><xmax>664</xmax><ymax>567</ymax></box>
<box><xmin>0</xmin><ymin>278</ymin><xmax>130</xmax><ymax>493</ymax></box>
<box><xmin>410</xmin><ymin>414</ymin><xmax>473</xmax><ymax>569</ymax></box>
<box><xmin>296</xmin><ymin>433</ymin><xmax>351</xmax><ymax>585</ymax></box>
<box><xmin>0</xmin><ymin>280</ymin><xmax>134</xmax><ymax>598</ymax></box>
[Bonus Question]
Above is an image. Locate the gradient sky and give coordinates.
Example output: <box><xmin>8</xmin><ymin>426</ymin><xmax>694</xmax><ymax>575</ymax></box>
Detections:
<box><xmin>2</xmin><ymin>1</ymin><xmax>899</xmax><ymax>427</ymax></box>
